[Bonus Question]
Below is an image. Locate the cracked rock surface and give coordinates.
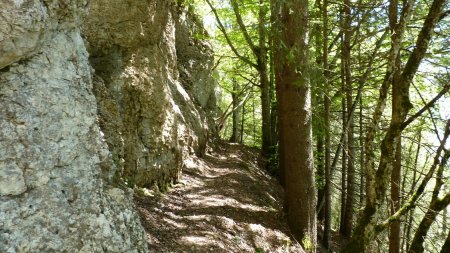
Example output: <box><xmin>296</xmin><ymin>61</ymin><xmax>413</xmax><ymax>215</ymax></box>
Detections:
<box><xmin>0</xmin><ymin>0</ymin><xmax>217</xmax><ymax>251</ymax></box>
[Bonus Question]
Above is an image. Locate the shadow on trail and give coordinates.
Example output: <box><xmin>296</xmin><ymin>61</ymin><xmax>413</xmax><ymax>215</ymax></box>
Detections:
<box><xmin>135</xmin><ymin>142</ymin><xmax>304</xmax><ymax>253</ymax></box>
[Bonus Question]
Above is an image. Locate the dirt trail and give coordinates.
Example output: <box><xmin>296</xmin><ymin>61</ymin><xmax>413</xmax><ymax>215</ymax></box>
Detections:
<box><xmin>135</xmin><ymin>142</ymin><xmax>304</xmax><ymax>253</ymax></box>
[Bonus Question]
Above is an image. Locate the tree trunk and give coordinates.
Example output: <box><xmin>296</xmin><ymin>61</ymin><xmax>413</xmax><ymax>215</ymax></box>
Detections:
<box><xmin>269</xmin><ymin>44</ymin><xmax>278</xmax><ymax>149</ymax></box>
<box><xmin>322</xmin><ymin>0</ymin><xmax>332</xmax><ymax>249</ymax></box>
<box><xmin>359</xmin><ymin>94</ymin><xmax>365</xmax><ymax>207</ymax></box>
<box><xmin>389</xmin><ymin>1</ymin><xmax>402</xmax><ymax>250</ymax></box>
<box><xmin>341</xmin><ymin>0</ymin><xmax>354</xmax><ymax>239</ymax></box>
<box><xmin>339</xmin><ymin>55</ymin><xmax>348</xmax><ymax>236</ymax></box>
<box><xmin>317</xmin><ymin>135</ymin><xmax>325</xmax><ymax>223</ymax></box>
<box><xmin>405</xmin><ymin>132</ymin><xmax>421</xmax><ymax>251</ymax></box>
<box><xmin>313</xmin><ymin>0</ymin><xmax>325</xmax><ymax>224</ymax></box>
<box><xmin>389</xmin><ymin>137</ymin><xmax>402</xmax><ymax>253</ymax></box>
<box><xmin>240</xmin><ymin>98</ymin><xmax>246</xmax><ymax>144</ymax></box>
<box><xmin>273</xmin><ymin>0</ymin><xmax>316</xmax><ymax>251</ymax></box>
<box><xmin>252</xmin><ymin>93</ymin><xmax>256</xmax><ymax>146</ymax></box>
<box><xmin>229</xmin><ymin>79</ymin><xmax>240</xmax><ymax>143</ymax></box>
<box><xmin>271</xmin><ymin>0</ymin><xmax>285</xmax><ymax>187</ymax></box>
<box><xmin>258</xmin><ymin>0</ymin><xmax>271</xmax><ymax>156</ymax></box>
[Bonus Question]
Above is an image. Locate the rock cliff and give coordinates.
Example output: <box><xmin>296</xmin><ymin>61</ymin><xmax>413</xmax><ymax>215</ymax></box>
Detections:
<box><xmin>0</xmin><ymin>0</ymin><xmax>218</xmax><ymax>251</ymax></box>
<box><xmin>84</xmin><ymin>0</ymin><xmax>218</xmax><ymax>190</ymax></box>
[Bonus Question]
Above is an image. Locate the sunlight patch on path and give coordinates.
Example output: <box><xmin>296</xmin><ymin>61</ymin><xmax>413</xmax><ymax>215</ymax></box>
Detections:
<box><xmin>135</xmin><ymin>142</ymin><xmax>304</xmax><ymax>252</ymax></box>
<box><xmin>186</xmin><ymin>194</ymin><xmax>269</xmax><ymax>212</ymax></box>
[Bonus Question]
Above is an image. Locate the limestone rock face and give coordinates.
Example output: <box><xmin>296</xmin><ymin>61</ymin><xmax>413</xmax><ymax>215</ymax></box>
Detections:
<box><xmin>84</xmin><ymin>0</ymin><xmax>218</xmax><ymax>189</ymax></box>
<box><xmin>0</xmin><ymin>0</ymin><xmax>217</xmax><ymax>251</ymax></box>
<box><xmin>0</xmin><ymin>0</ymin><xmax>147</xmax><ymax>252</ymax></box>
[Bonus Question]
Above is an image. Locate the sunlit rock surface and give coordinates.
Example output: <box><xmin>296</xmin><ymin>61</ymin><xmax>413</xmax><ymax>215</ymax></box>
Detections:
<box><xmin>0</xmin><ymin>0</ymin><xmax>217</xmax><ymax>251</ymax></box>
<box><xmin>84</xmin><ymin>0</ymin><xmax>218</xmax><ymax>189</ymax></box>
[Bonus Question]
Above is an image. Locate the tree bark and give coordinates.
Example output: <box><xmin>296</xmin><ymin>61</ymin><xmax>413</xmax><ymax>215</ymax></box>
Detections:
<box><xmin>273</xmin><ymin>0</ymin><xmax>316</xmax><ymax>251</ymax></box>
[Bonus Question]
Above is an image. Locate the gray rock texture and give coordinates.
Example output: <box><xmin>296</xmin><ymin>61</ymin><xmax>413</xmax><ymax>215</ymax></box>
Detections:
<box><xmin>84</xmin><ymin>0</ymin><xmax>218</xmax><ymax>189</ymax></box>
<box><xmin>0</xmin><ymin>0</ymin><xmax>217</xmax><ymax>251</ymax></box>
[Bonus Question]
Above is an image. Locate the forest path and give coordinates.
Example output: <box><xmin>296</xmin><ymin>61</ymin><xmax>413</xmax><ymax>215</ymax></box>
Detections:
<box><xmin>135</xmin><ymin>142</ymin><xmax>304</xmax><ymax>253</ymax></box>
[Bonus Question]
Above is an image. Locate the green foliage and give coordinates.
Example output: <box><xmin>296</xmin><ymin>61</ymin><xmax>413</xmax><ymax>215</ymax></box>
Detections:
<box><xmin>187</xmin><ymin>0</ymin><xmax>450</xmax><ymax>250</ymax></box>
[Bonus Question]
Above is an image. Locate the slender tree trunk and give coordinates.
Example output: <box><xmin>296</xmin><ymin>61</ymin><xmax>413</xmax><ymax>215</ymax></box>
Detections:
<box><xmin>341</xmin><ymin>0</ymin><xmax>354</xmax><ymax>239</ymax></box>
<box><xmin>229</xmin><ymin>79</ymin><xmax>240</xmax><ymax>143</ymax></box>
<box><xmin>339</xmin><ymin>14</ymin><xmax>347</xmax><ymax>234</ymax></box>
<box><xmin>317</xmin><ymin>135</ymin><xmax>325</xmax><ymax>222</ymax></box>
<box><xmin>322</xmin><ymin>0</ymin><xmax>332</xmax><ymax>249</ymax></box>
<box><xmin>252</xmin><ymin>93</ymin><xmax>256</xmax><ymax>146</ymax></box>
<box><xmin>389</xmin><ymin>2</ymin><xmax>402</xmax><ymax>250</ymax></box>
<box><xmin>389</xmin><ymin>137</ymin><xmax>402</xmax><ymax>253</ymax></box>
<box><xmin>273</xmin><ymin>0</ymin><xmax>316</xmax><ymax>250</ymax></box>
<box><xmin>260</xmin><ymin>65</ymin><xmax>271</xmax><ymax>154</ymax></box>
<box><xmin>313</xmin><ymin>0</ymin><xmax>325</xmax><ymax>224</ymax></box>
<box><xmin>359</xmin><ymin>94</ymin><xmax>365</xmax><ymax>207</ymax></box>
<box><xmin>240</xmin><ymin>98</ymin><xmax>246</xmax><ymax>144</ymax></box>
<box><xmin>405</xmin><ymin>132</ymin><xmax>421</xmax><ymax>251</ymax></box>
<box><xmin>269</xmin><ymin>43</ymin><xmax>277</xmax><ymax>150</ymax></box>
<box><xmin>401</xmin><ymin>140</ymin><xmax>414</xmax><ymax>251</ymax></box>
<box><xmin>258</xmin><ymin>0</ymin><xmax>271</xmax><ymax>156</ymax></box>
<box><xmin>339</xmin><ymin>64</ymin><xmax>348</xmax><ymax>236</ymax></box>
<box><xmin>357</xmin><ymin>34</ymin><xmax>365</xmax><ymax>208</ymax></box>
<box><xmin>271</xmin><ymin>0</ymin><xmax>285</xmax><ymax>187</ymax></box>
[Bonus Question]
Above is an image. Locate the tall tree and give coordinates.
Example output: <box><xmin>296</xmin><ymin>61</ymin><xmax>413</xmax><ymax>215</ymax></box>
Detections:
<box><xmin>272</xmin><ymin>0</ymin><xmax>316</xmax><ymax>251</ymax></box>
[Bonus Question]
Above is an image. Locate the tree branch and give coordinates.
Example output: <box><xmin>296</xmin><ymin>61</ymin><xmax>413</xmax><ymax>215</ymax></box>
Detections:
<box><xmin>375</xmin><ymin>120</ymin><xmax>450</xmax><ymax>231</ymax></box>
<box><xmin>401</xmin><ymin>83</ymin><xmax>450</xmax><ymax>130</ymax></box>
<box><xmin>230</xmin><ymin>0</ymin><xmax>258</xmax><ymax>54</ymax></box>
<box><xmin>205</xmin><ymin>0</ymin><xmax>257</xmax><ymax>68</ymax></box>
